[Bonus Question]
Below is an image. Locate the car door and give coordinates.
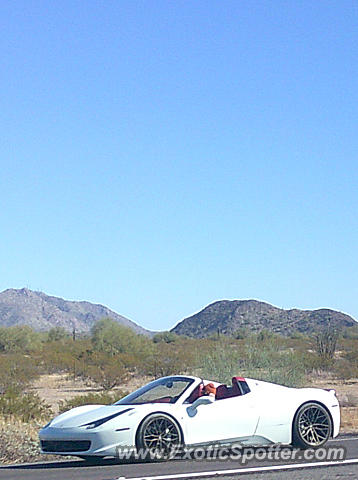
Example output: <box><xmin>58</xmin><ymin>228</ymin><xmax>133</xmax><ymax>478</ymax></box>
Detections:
<box><xmin>181</xmin><ymin>393</ymin><xmax>259</xmax><ymax>445</ymax></box>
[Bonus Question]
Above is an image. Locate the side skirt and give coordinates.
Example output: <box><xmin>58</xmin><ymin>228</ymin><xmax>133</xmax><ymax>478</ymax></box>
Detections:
<box><xmin>186</xmin><ymin>435</ymin><xmax>278</xmax><ymax>449</ymax></box>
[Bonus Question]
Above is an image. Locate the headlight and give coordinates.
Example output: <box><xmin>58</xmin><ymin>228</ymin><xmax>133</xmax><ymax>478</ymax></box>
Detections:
<box><xmin>85</xmin><ymin>420</ymin><xmax>103</xmax><ymax>430</ymax></box>
<box><xmin>81</xmin><ymin>407</ymin><xmax>134</xmax><ymax>430</ymax></box>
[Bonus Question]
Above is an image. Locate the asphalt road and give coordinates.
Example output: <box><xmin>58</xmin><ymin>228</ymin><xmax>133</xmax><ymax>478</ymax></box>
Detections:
<box><xmin>1</xmin><ymin>436</ymin><xmax>357</xmax><ymax>480</ymax></box>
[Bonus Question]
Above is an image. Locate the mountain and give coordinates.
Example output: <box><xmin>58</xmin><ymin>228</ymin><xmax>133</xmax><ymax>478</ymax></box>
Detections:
<box><xmin>171</xmin><ymin>299</ymin><xmax>357</xmax><ymax>338</ymax></box>
<box><xmin>2</xmin><ymin>290</ymin><xmax>355</xmax><ymax>339</ymax></box>
<box><xmin>0</xmin><ymin>288</ymin><xmax>150</xmax><ymax>335</ymax></box>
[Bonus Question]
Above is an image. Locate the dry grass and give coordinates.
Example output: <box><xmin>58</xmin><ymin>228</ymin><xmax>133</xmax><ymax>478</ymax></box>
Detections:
<box><xmin>0</xmin><ymin>415</ymin><xmax>67</xmax><ymax>465</ymax></box>
<box><xmin>341</xmin><ymin>407</ymin><xmax>358</xmax><ymax>433</ymax></box>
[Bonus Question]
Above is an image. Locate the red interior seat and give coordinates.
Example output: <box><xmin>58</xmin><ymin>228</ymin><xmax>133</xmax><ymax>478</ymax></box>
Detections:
<box><xmin>215</xmin><ymin>384</ymin><xmax>229</xmax><ymax>400</ymax></box>
<box><xmin>231</xmin><ymin>377</ymin><xmax>242</xmax><ymax>396</ymax></box>
<box><xmin>215</xmin><ymin>378</ymin><xmax>243</xmax><ymax>400</ymax></box>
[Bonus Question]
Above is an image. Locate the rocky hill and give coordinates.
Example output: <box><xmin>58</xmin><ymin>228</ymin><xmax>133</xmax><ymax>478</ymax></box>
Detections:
<box><xmin>171</xmin><ymin>299</ymin><xmax>357</xmax><ymax>337</ymax></box>
<box><xmin>0</xmin><ymin>288</ymin><xmax>150</xmax><ymax>335</ymax></box>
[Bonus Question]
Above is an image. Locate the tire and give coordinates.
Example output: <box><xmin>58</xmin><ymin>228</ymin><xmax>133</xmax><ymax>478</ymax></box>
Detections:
<box><xmin>136</xmin><ymin>413</ymin><xmax>183</xmax><ymax>461</ymax></box>
<box><xmin>292</xmin><ymin>402</ymin><xmax>332</xmax><ymax>449</ymax></box>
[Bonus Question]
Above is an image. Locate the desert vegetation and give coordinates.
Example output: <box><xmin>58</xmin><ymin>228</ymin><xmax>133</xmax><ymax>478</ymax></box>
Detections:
<box><xmin>0</xmin><ymin>319</ymin><xmax>358</xmax><ymax>464</ymax></box>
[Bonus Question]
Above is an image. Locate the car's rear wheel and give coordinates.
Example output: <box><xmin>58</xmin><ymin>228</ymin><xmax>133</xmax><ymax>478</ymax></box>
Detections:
<box><xmin>292</xmin><ymin>402</ymin><xmax>332</xmax><ymax>448</ymax></box>
<box><xmin>136</xmin><ymin>414</ymin><xmax>183</xmax><ymax>461</ymax></box>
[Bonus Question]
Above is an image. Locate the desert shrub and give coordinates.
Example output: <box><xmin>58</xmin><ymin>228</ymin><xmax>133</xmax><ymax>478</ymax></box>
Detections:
<box><xmin>116</xmin><ymin>352</ymin><xmax>143</xmax><ymax>371</ymax></box>
<box><xmin>83</xmin><ymin>353</ymin><xmax>130</xmax><ymax>390</ymax></box>
<box><xmin>233</xmin><ymin>327</ymin><xmax>251</xmax><ymax>340</ymax></box>
<box><xmin>152</xmin><ymin>331</ymin><xmax>178</xmax><ymax>343</ymax></box>
<box><xmin>198</xmin><ymin>341</ymin><xmax>243</xmax><ymax>385</ymax></box>
<box><xmin>342</xmin><ymin>326</ymin><xmax>358</xmax><ymax>340</ymax></box>
<box><xmin>332</xmin><ymin>358</ymin><xmax>358</xmax><ymax>381</ymax></box>
<box><xmin>207</xmin><ymin>331</ymin><xmax>222</xmax><ymax>341</ymax></box>
<box><xmin>330</xmin><ymin>348</ymin><xmax>358</xmax><ymax>380</ymax></box>
<box><xmin>47</xmin><ymin>326</ymin><xmax>70</xmax><ymax>342</ymax></box>
<box><xmin>242</xmin><ymin>339</ymin><xmax>306</xmax><ymax>387</ymax></box>
<box><xmin>289</xmin><ymin>330</ymin><xmax>309</xmax><ymax>340</ymax></box>
<box><xmin>0</xmin><ymin>354</ymin><xmax>40</xmax><ymax>394</ymax></box>
<box><xmin>0</xmin><ymin>326</ymin><xmax>42</xmax><ymax>353</ymax></box>
<box><xmin>244</xmin><ymin>338</ymin><xmax>275</xmax><ymax>369</ymax></box>
<box><xmin>247</xmin><ymin>351</ymin><xmax>305</xmax><ymax>387</ymax></box>
<box><xmin>343</xmin><ymin>348</ymin><xmax>358</xmax><ymax>365</ymax></box>
<box><xmin>0</xmin><ymin>390</ymin><xmax>51</xmax><ymax>422</ymax></box>
<box><xmin>255</xmin><ymin>329</ymin><xmax>277</xmax><ymax>342</ymax></box>
<box><xmin>58</xmin><ymin>391</ymin><xmax>127</xmax><ymax>414</ymax></box>
<box><xmin>314</xmin><ymin>324</ymin><xmax>340</xmax><ymax>360</ymax></box>
<box><xmin>144</xmin><ymin>342</ymin><xmax>196</xmax><ymax>378</ymax></box>
<box><xmin>40</xmin><ymin>347</ymin><xmax>76</xmax><ymax>374</ymax></box>
<box><xmin>298</xmin><ymin>351</ymin><xmax>333</xmax><ymax>372</ymax></box>
<box><xmin>243</xmin><ymin>336</ymin><xmax>286</xmax><ymax>367</ymax></box>
<box><xmin>40</xmin><ymin>337</ymin><xmax>93</xmax><ymax>375</ymax></box>
<box><xmin>91</xmin><ymin>318</ymin><xmax>152</xmax><ymax>358</ymax></box>
<box><xmin>198</xmin><ymin>337</ymin><xmax>306</xmax><ymax>387</ymax></box>
<box><xmin>40</xmin><ymin>330</ymin><xmax>152</xmax><ymax>385</ymax></box>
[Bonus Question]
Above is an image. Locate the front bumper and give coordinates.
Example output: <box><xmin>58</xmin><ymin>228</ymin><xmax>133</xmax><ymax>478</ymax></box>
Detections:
<box><xmin>39</xmin><ymin>425</ymin><xmax>134</xmax><ymax>457</ymax></box>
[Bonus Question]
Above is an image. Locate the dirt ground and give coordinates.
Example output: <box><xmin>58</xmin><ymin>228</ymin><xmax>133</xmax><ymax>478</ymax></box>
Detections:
<box><xmin>30</xmin><ymin>374</ymin><xmax>95</xmax><ymax>412</ymax></box>
<box><xmin>30</xmin><ymin>373</ymin><xmax>153</xmax><ymax>413</ymax></box>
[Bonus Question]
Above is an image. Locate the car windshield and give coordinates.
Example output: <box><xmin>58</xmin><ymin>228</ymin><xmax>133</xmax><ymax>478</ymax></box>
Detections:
<box><xmin>115</xmin><ymin>377</ymin><xmax>195</xmax><ymax>405</ymax></box>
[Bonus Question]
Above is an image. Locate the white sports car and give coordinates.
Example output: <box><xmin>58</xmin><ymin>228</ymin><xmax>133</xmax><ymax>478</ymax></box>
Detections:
<box><xmin>39</xmin><ymin>375</ymin><xmax>340</xmax><ymax>460</ymax></box>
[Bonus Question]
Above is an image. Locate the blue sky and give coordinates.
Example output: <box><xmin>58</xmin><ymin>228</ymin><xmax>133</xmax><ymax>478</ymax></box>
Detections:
<box><xmin>1</xmin><ymin>1</ymin><xmax>357</xmax><ymax>330</ymax></box>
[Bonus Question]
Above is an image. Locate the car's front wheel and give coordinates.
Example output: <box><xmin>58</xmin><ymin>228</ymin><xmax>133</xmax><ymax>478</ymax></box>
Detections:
<box><xmin>136</xmin><ymin>413</ymin><xmax>183</xmax><ymax>460</ymax></box>
<box><xmin>292</xmin><ymin>402</ymin><xmax>332</xmax><ymax>448</ymax></box>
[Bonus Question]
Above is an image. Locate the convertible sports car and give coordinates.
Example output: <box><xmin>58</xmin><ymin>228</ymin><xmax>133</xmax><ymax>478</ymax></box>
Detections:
<box><xmin>39</xmin><ymin>375</ymin><xmax>340</xmax><ymax>460</ymax></box>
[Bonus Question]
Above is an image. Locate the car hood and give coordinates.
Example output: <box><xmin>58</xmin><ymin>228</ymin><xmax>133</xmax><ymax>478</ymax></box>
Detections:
<box><xmin>48</xmin><ymin>404</ymin><xmax>136</xmax><ymax>429</ymax></box>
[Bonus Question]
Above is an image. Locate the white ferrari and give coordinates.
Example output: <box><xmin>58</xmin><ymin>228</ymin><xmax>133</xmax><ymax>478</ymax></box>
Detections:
<box><xmin>39</xmin><ymin>375</ymin><xmax>340</xmax><ymax>460</ymax></box>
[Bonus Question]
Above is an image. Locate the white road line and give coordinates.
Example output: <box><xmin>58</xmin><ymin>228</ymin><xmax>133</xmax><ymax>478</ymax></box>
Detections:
<box><xmin>117</xmin><ymin>458</ymin><xmax>358</xmax><ymax>480</ymax></box>
<box><xmin>328</xmin><ymin>436</ymin><xmax>358</xmax><ymax>442</ymax></box>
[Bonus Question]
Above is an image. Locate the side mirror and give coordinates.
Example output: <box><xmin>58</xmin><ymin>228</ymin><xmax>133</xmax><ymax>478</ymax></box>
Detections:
<box><xmin>191</xmin><ymin>395</ymin><xmax>214</xmax><ymax>409</ymax></box>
